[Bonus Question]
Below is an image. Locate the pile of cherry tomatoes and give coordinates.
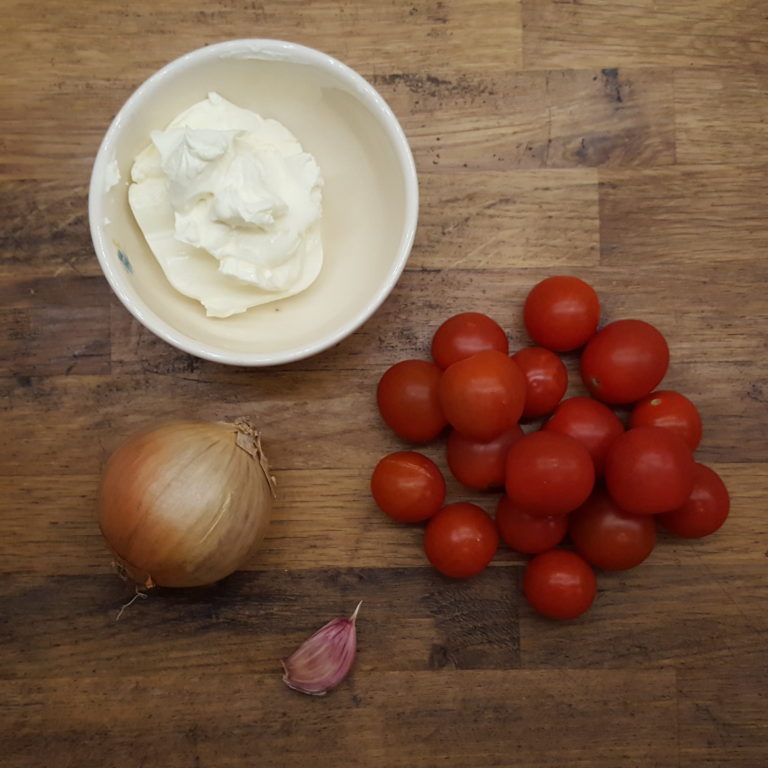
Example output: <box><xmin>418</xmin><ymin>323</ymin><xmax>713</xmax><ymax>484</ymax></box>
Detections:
<box><xmin>371</xmin><ymin>276</ymin><xmax>730</xmax><ymax>620</ymax></box>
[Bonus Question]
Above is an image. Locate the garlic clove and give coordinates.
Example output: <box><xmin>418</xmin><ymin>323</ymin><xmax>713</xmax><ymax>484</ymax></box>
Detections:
<box><xmin>281</xmin><ymin>601</ymin><xmax>362</xmax><ymax>696</ymax></box>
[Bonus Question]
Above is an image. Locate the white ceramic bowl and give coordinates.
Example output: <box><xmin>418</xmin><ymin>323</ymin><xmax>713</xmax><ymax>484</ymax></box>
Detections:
<box><xmin>89</xmin><ymin>40</ymin><xmax>418</xmax><ymax>366</ymax></box>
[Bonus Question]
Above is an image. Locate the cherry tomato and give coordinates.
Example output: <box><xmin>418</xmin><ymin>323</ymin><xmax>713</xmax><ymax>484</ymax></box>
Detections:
<box><xmin>569</xmin><ymin>488</ymin><xmax>656</xmax><ymax>570</ymax></box>
<box><xmin>605</xmin><ymin>426</ymin><xmax>695</xmax><ymax>515</ymax></box>
<box><xmin>431</xmin><ymin>312</ymin><xmax>509</xmax><ymax>369</ymax></box>
<box><xmin>446</xmin><ymin>425</ymin><xmax>524</xmax><ymax>491</ymax></box>
<box><xmin>658</xmin><ymin>463</ymin><xmax>730</xmax><ymax>538</ymax></box>
<box><xmin>495</xmin><ymin>495</ymin><xmax>567</xmax><ymax>554</ymax></box>
<box><xmin>580</xmin><ymin>319</ymin><xmax>669</xmax><ymax>404</ymax></box>
<box><xmin>505</xmin><ymin>431</ymin><xmax>595</xmax><ymax>517</ymax></box>
<box><xmin>543</xmin><ymin>396</ymin><xmax>624</xmax><ymax>476</ymax></box>
<box><xmin>511</xmin><ymin>346</ymin><xmax>569</xmax><ymax>419</ymax></box>
<box><xmin>630</xmin><ymin>390</ymin><xmax>702</xmax><ymax>452</ymax></box>
<box><xmin>423</xmin><ymin>502</ymin><xmax>499</xmax><ymax>579</ymax></box>
<box><xmin>523</xmin><ymin>276</ymin><xmax>600</xmax><ymax>352</ymax></box>
<box><xmin>377</xmin><ymin>359</ymin><xmax>446</xmax><ymax>442</ymax></box>
<box><xmin>523</xmin><ymin>549</ymin><xmax>597</xmax><ymax>620</ymax></box>
<box><xmin>438</xmin><ymin>350</ymin><xmax>527</xmax><ymax>441</ymax></box>
<box><xmin>371</xmin><ymin>451</ymin><xmax>446</xmax><ymax>523</ymax></box>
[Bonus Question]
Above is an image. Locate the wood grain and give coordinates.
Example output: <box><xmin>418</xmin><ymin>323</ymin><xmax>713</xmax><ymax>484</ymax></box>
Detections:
<box><xmin>522</xmin><ymin>0</ymin><xmax>768</xmax><ymax>69</ymax></box>
<box><xmin>2</xmin><ymin>1</ymin><xmax>768</xmax><ymax>767</ymax></box>
<box><xmin>675</xmin><ymin>68</ymin><xmax>768</xmax><ymax>165</ymax></box>
<box><xmin>0</xmin><ymin>668</ymin><xmax>678</xmax><ymax>768</ymax></box>
<box><xmin>378</xmin><ymin>66</ymin><xmax>675</xmax><ymax>170</ymax></box>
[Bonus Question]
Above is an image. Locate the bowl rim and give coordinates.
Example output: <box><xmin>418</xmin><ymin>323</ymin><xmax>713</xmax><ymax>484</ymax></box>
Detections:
<box><xmin>88</xmin><ymin>38</ymin><xmax>418</xmax><ymax>367</ymax></box>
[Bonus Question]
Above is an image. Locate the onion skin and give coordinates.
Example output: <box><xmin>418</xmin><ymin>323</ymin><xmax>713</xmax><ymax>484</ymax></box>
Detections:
<box><xmin>97</xmin><ymin>419</ymin><xmax>275</xmax><ymax>588</ymax></box>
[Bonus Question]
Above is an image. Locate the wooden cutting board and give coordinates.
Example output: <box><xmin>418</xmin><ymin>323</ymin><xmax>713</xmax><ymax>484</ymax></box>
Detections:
<box><xmin>2</xmin><ymin>2</ymin><xmax>767</xmax><ymax>766</ymax></box>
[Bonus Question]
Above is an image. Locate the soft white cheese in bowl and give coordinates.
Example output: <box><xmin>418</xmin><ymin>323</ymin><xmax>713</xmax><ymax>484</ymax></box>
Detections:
<box><xmin>129</xmin><ymin>92</ymin><xmax>325</xmax><ymax>318</ymax></box>
<box><xmin>89</xmin><ymin>40</ymin><xmax>418</xmax><ymax>366</ymax></box>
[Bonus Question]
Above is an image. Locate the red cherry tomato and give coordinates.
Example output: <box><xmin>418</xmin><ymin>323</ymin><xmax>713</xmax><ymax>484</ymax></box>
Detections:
<box><xmin>580</xmin><ymin>319</ymin><xmax>670</xmax><ymax>404</ymax></box>
<box><xmin>505</xmin><ymin>431</ymin><xmax>595</xmax><ymax>517</ymax></box>
<box><xmin>438</xmin><ymin>350</ymin><xmax>526</xmax><ymax>441</ymax></box>
<box><xmin>371</xmin><ymin>451</ymin><xmax>446</xmax><ymax>523</ymax></box>
<box><xmin>543</xmin><ymin>396</ymin><xmax>624</xmax><ymax>476</ymax></box>
<box><xmin>423</xmin><ymin>502</ymin><xmax>499</xmax><ymax>579</ymax></box>
<box><xmin>523</xmin><ymin>549</ymin><xmax>597</xmax><ymax>620</ymax></box>
<box><xmin>446</xmin><ymin>425</ymin><xmax>524</xmax><ymax>491</ymax></box>
<box><xmin>630</xmin><ymin>390</ymin><xmax>702</xmax><ymax>452</ymax></box>
<box><xmin>377</xmin><ymin>359</ymin><xmax>446</xmax><ymax>442</ymax></box>
<box><xmin>523</xmin><ymin>276</ymin><xmax>600</xmax><ymax>352</ymax></box>
<box><xmin>495</xmin><ymin>495</ymin><xmax>568</xmax><ymax>554</ymax></box>
<box><xmin>569</xmin><ymin>488</ymin><xmax>656</xmax><ymax>570</ymax></box>
<box><xmin>605</xmin><ymin>426</ymin><xmax>695</xmax><ymax>515</ymax></box>
<box><xmin>511</xmin><ymin>346</ymin><xmax>569</xmax><ymax>419</ymax></box>
<box><xmin>431</xmin><ymin>312</ymin><xmax>509</xmax><ymax>369</ymax></box>
<box><xmin>658</xmin><ymin>463</ymin><xmax>730</xmax><ymax>538</ymax></box>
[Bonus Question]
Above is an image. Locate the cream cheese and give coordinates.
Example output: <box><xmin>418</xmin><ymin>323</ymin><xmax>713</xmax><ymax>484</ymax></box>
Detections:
<box><xmin>104</xmin><ymin>159</ymin><xmax>121</xmax><ymax>192</ymax></box>
<box><xmin>128</xmin><ymin>92</ymin><xmax>323</xmax><ymax>318</ymax></box>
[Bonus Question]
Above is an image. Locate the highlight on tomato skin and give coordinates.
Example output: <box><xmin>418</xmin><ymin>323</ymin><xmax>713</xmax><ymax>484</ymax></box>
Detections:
<box><xmin>604</xmin><ymin>426</ymin><xmax>695</xmax><ymax>516</ymax></box>
<box><xmin>580</xmin><ymin>319</ymin><xmax>670</xmax><ymax>405</ymax></box>
<box><xmin>543</xmin><ymin>396</ymin><xmax>625</xmax><ymax>477</ymax></box>
<box><xmin>568</xmin><ymin>488</ymin><xmax>657</xmax><ymax>571</ymax></box>
<box><xmin>505</xmin><ymin>430</ymin><xmax>595</xmax><ymax>518</ymax></box>
<box><xmin>446</xmin><ymin>425</ymin><xmax>524</xmax><ymax>491</ymax></box>
<box><xmin>523</xmin><ymin>549</ymin><xmax>597</xmax><ymax>620</ymax></box>
<box><xmin>630</xmin><ymin>390</ymin><xmax>703</xmax><ymax>452</ymax></box>
<box><xmin>370</xmin><ymin>451</ymin><xmax>446</xmax><ymax>523</ymax></box>
<box><xmin>658</xmin><ymin>463</ymin><xmax>730</xmax><ymax>539</ymax></box>
<box><xmin>495</xmin><ymin>495</ymin><xmax>568</xmax><ymax>555</ymax></box>
<box><xmin>511</xmin><ymin>346</ymin><xmax>569</xmax><ymax>420</ymax></box>
<box><xmin>423</xmin><ymin>502</ymin><xmax>499</xmax><ymax>579</ymax></box>
<box><xmin>376</xmin><ymin>359</ymin><xmax>447</xmax><ymax>442</ymax></box>
<box><xmin>523</xmin><ymin>275</ymin><xmax>601</xmax><ymax>352</ymax></box>
<box><xmin>437</xmin><ymin>350</ymin><xmax>527</xmax><ymax>442</ymax></box>
<box><xmin>431</xmin><ymin>311</ymin><xmax>509</xmax><ymax>369</ymax></box>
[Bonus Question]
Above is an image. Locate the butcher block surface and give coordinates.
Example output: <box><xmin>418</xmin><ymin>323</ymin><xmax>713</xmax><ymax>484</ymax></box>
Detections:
<box><xmin>2</xmin><ymin>2</ymin><xmax>767</xmax><ymax>766</ymax></box>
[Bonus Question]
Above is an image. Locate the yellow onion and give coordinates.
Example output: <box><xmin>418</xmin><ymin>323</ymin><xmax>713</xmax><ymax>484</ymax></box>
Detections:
<box><xmin>96</xmin><ymin>418</ymin><xmax>275</xmax><ymax>588</ymax></box>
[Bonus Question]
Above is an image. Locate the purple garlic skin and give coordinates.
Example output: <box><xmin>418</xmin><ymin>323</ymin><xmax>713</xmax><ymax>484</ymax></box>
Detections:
<box><xmin>281</xmin><ymin>601</ymin><xmax>362</xmax><ymax>696</ymax></box>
